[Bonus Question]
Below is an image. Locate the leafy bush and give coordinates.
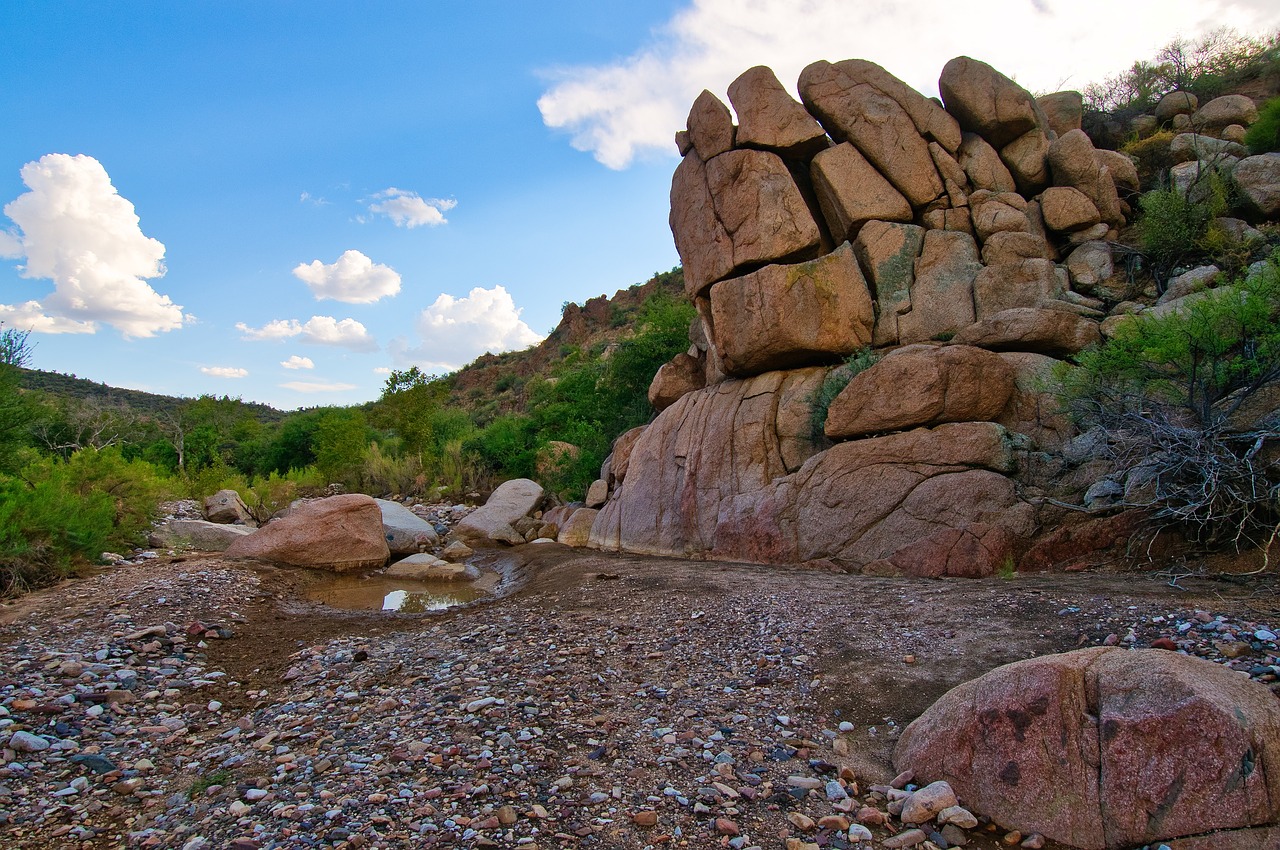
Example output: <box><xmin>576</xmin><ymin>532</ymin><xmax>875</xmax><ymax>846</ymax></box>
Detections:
<box><xmin>1245</xmin><ymin>96</ymin><xmax>1280</xmax><ymax>154</ymax></box>
<box><xmin>809</xmin><ymin>348</ymin><xmax>880</xmax><ymax>441</ymax></box>
<box><xmin>1137</xmin><ymin>175</ymin><xmax>1229</xmax><ymax>284</ymax></box>
<box><xmin>1120</xmin><ymin>131</ymin><xmax>1177</xmax><ymax>190</ymax></box>
<box><xmin>1055</xmin><ymin>255</ymin><xmax>1280</xmax><ymax>547</ymax></box>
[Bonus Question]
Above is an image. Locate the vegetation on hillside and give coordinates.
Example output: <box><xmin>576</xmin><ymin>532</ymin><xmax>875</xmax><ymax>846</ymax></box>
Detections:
<box><xmin>0</xmin><ymin>274</ymin><xmax>695</xmax><ymax>596</ymax></box>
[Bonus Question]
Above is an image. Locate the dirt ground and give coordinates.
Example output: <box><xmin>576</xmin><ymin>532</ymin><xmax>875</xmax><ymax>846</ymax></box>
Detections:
<box><xmin>0</xmin><ymin>545</ymin><xmax>1277</xmax><ymax>849</ymax></box>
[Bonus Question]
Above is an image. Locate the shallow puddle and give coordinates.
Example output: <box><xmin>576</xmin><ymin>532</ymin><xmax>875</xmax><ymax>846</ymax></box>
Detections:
<box><xmin>305</xmin><ymin>571</ymin><xmax>499</xmax><ymax>613</ymax></box>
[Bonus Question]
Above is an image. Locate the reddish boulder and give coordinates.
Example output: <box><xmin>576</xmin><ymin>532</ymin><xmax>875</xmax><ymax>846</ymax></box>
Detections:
<box><xmin>897</xmin><ymin>230</ymin><xmax>981</xmax><ymax>344</ymax></box>
<box><xmin>710</xmin><ymin>243</ymin><xmax>874</xmax><ymax>377</ymax></box>
<box><xmin>825</xmin><ymin>345</ymin><xmax>1014</xmax><ymax>439</ymax></box>
<box><xmin>952</xmin><ymin>307</ymin><xmax>1102</xmax><ymax>356</ymax></box>
<box><xmin>957</xmin><ymin>132</ymin><xmax>1017</xmax><ymax>193</ymax></box>
<box><xmin>648</xmin><ymin>351</ymin><xmax>706</xmax><ymax>411</ymax></box>
<box><xmin>852</xmin><ymin>220</ymin><xmax>925</xmax><ymax>347</ymax></box>
<box><xmin>832</xmin><ymin>58</ymin><xmax>962</xmax><ymax>153</ymax></box>
<box><xmin>811</xmin><ymin>143</ymin><xmax>912</xmax><ymax>243</ymax></box>
<box><xmin>894</xmin><ymin>648</ymin><xmax>1280</xmax><ymax>849</ymax></box>
<box><xmin>669</xmin><ymin>151</ymin><xmax>734</xmax><ymax>297</ymax></box>
<box><xmin>727</xmin><ymin>65</ymin><xmax>828</xmax><ymax>158</ymax></box>
<box><xmin>798</xmin><ymin>60</ymin><xmax>944</xmax><ymax>207</ymax></box>
<box><xmin>706</xmin><ymin>149</ymin><xmax>823</xmax><ymax>277</ymax></box>
<box><xmin>686</xmin><ymin>89</ymin><xmax>735</xmax><ymax>161</ymax></box>
<box><xmin>225</xmin><ymin>494</ymin><xmax>389</xmax><ymax>572</ymax></box>
<box><xmin>940</xmin><ymin>56</ymin><xmax>1041</xmax><ymax>148</ymax></box>
<box><xmin>1048</xmin><ymin>130</ymin><xmax>1124</xmax><ymax>228</ymax></box>
<box><xmin>1036</xmin><ymin>90</ymin><xmax>1083</xmax><ymax>137</ymax></box>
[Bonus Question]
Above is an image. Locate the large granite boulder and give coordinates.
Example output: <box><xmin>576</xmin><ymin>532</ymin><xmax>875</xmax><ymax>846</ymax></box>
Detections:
<box><xmin>825</xmin><ymin>345</ymin><xmax>1014</xmax><ymax>439</ymax></box>
<box><xmin>149</xmin><ymin>519</ymin><xmax>255</xmax><ymax>552</ymax></box>
<box><xmin>204</xmin><ymin>489</ymin><xmax>255</xmax><ymax>525</ymax></box>
<box><xmin>376</xmin><ymin>499</ymin><xmax>439</xmax><ymax>556</ymax></box>
<box><xmin>685</xmin><ymin>89</ymin><xmax>735</xmax><ymax>161</ymax></box>
<box><xmin>1040</xmin><ymin>186</ymin><xmax>1101</xmax><ymax>233</ymax></box>
<box><xmin>1192</xmin><ymin>94</ymin><xmax>1258</xmax><ymax>131</ymax></box>
<box><xmin>973</xmin><ymin>259</ymin><xmax>1067</xmax><ymax>319</ymax></box>
<box><xmin>670</xmin><ymin>148</ymin><xmax>823</xmax><ymax>297</ymax></box>
<box><xmin>852</xmin><ymin>220</ymin><xmax>925</xmax><ymax>347</ymax></box>
<box><xmin>894</xmin><ymin>648</ymin><xmax>1280</xmax><ymax>849</ymax></box>
<box><xmin>957</xmin><ymin>132</ymin><xmax>1017</xmax><ymax>193</ymax></box>
<box><xmin>648</xmin><ymin>351</ymin><xmax>706</xmax><ymax>411</ymax></box>
<box><xmin>727</xmin><ymin>65</ymin><xmax>829</xmax><ymax>158</ymax></box>
<box><xmin>832</xmin><ymin>58</ymin><xmax>962</xmax><ymax>153</ymax></box>
<box><xmin>810</xmin><ymin>142</ymin><xmax>912</xmax><ymax>242</ymax></box>
<box><xmin>709</xmin><ymin>243</ymin><xmax>874</xmax><ymax>376</ymax></box>
<box><xmin>939</xmin><ymin>56</ymin><xmax>1041</xmax><ymax>148</ymax></box>
<box><xmin>225</xmin><ymin>494</ymin><xmax>389</xmax><ymax>572</ymax></box>
<box><xmin>556</xmin><ymin>508</ymin><xmax>599</xmax><ymax>547</ymax></box>
<box><xmin>1048</xmin><ymin>130</ymin><xmax>1123</xmax><ymax>228</ymax></box>
<box><xmin>953</xmin><ymin>307</ymin><xmax>1102</xmax><ymax>356</ymax></box>
<box><xmin>1036</xmin><ymin>90</ymin><xmax>1082</xmax><ymax>136</ymax></box>
<box><xmin>897</xmin><ymin>230</ymin><xmax>982</xmax><ymax>344</ymax></box>
<box><xmin>1234</xmin><ymin>154</ymin><xmax>1280</xmax><ymax>218</ymax></box>
<box><xmin>798</xmin><ymin>60</ymin><xmax>944</xmax><ymax>207</ymax></box>
<box><xmin>454</xmin><ymin>479</ymin><xmax>545</xmax><ymax>545</ymax></box>
<box><xmin>1155</xmin><ymin>91</ymin><xmax>1197</xmax><ymax>123</ymax></box>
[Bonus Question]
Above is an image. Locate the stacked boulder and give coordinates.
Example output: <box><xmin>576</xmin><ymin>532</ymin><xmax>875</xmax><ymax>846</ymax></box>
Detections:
<box><xmin>585</xmin><ymin>56</ymin><xmax>1148</xmax><ymax>576</ymax></box>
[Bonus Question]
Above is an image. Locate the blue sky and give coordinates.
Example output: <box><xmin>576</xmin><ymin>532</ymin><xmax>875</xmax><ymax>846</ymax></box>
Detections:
<box><xmin>3</xmin><ymin>1</ymin><xmax>1277</xmax><ymax>409</ymax></box>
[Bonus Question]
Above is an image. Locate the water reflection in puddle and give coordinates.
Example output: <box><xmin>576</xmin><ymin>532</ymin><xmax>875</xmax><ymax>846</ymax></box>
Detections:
<box><xmin>306</xmin><ymin>573</ymin><xmax>497</xmax><ymax>613</ymax></box>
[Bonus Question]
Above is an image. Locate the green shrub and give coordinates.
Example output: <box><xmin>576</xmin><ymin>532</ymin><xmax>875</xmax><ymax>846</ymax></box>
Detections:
<box><xmin>809</xmin><ymin>348</ymin><xmax>880</xmax><ymax>441</ymax></box>
<box><xmin>1137</xmin><ymin>175</ymin><xmax>1228</xmax><ymax>282</ymax></box>
<box><xmin>1120</xmin><ymin>130</ymin><xmax>1177</xmax><ymax>190</ymax></box>
<box><xmin>1245</xmin><ymin>96</ymin><xmax>1280</xmax><ymax>154</ymax></box>
<box><xmin>1054</xmin><ymin>255</ymin><xmax>1280</xmax><ymax>546</ymax></box>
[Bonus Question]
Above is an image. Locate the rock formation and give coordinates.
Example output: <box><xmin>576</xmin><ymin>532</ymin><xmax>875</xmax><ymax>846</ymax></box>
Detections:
<box><xmin>579</xmin><ymin>54</ymin><xmax>1280</xmax><ymax>577</ymax></box>
<box><xmin>225</xmin><ymin>494</ymin><xmax>389</xmax><ymax>572</ymax></box>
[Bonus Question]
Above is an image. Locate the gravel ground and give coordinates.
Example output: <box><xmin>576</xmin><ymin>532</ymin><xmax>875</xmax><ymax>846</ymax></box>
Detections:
<box><xmin>0</xmin><ymin>546</ymin><xmax>1276</xmax><ymax>850</ymax></box>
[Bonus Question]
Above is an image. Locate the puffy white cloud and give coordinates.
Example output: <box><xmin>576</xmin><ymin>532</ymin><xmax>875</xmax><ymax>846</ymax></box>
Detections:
<box><xmin>280</xmin><ymin>380</ymin><xmax>359</xmax><ymax>393</ymax></box>
<box><xmin>537</xmin><ymin>0</ymin><xmax>1280</xmax><ymax>168</ymax></box>
<box><xmin>236</xmin><ymin>316</ymin><xmax>378</xmax><ymax>352</ymax></box>
<box><xmin>200</xmin><ymin>366</ymin><xmax>248</xmax><ymax>378</ymax></box>
<box><xmin>0</xmin><ymin>300</ymin><xmax>96</xmax><ymax>334</ymax></box>
<box><xmin>393</xmin><ymin>285</ymin><xmax>543</xmax><ymax>371</ymax></box>
<box><xmin>1</xmin><ymin>153</ymin><xmax>187</xmax><ymax>335</ymax></box>
<box><xmin>281</xmin><ymin>355</ymin><xmax>315</xmax><ymax>370</ymax></box>
<box><xmin>292</xmin><ymin>249</ymin><xmax>401</xmax><ymax>303</ymax></box>
<box><xmin>367</xmin><ymin>189</ymin><xmax>456</xmax><ymax>228</ymax></box>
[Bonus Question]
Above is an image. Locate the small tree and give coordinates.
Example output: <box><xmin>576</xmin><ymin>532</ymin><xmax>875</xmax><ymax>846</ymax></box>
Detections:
<box><xmin>0</xmin><ymin>323</ymin><xmax>35</xmax><ymax>368</ymax></box>
<box><xmin>1056</xmin><ymin>255</ymin><xmax>1280</xmax><ymax>547</ymax></box>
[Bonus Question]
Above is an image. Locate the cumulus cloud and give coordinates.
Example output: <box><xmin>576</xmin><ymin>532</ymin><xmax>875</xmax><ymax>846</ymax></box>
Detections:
<box><xmin>280</xmin><ymin>380</ymin><xmax>359</xmax><ymax>393</ymax></box>
<box><xmin>200</xmin><ymin>366</ymin><xmax>248</xmax><ymax>378</ymax></box>
<box><xmin>393</xmin><ymin>285</ymin><xmax>543</xmax><ymax>371</ymax></box>
<box><xmin>292</xmin><ymin>249</ymin><xmax>401</xmax><ymax>303</ymax></box>
<box><xmin>281</xmin><ymin>355</ymin><xmax>315</xmax><ymax>370</ymax></box>
<box><xmin>0</xmin><ymin>153</ymin><xmax>187</xmax><ymax>335</ymax></box>
<box><xmin>0</xmin><ymin>301</ymin><xmax>96</xmax><ymax>334</ymax></box>
<box><xmin>367</xmin><ymin>189</ymin><xmax>456</xmax><ymax>228</ymax></box>
<box><xmin>236</xmin><ymin>315</ymin><xmax>378</xmax><ymax>352</ymax></box>
<box><xmin>537</xmin><ymin>0</ymin><xmax>1280</xmax><ymax>168</ymax></box>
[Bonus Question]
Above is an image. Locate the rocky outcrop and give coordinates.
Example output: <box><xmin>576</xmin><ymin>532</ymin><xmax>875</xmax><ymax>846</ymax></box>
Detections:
<box><xmin>894</xmin><ymin>648</ymin><xmax>1280</xmax><ymax>849</ymax></box>
<box><xmin>225</xmin><ymin>495</ymin><xmax>389</xmax><ymax>572</ymax></box>
<box><xmin>149</xmin><ymin>519</ymin><xmax>255</xmax><ymax>552</ymax></box>
<box><xmin>709</xmin><ymin>243</ymin><xmax>873</xmax><ymax>376</ymax></box>
<box><xmin>618</xmin><ymin>51</ymin><xmax>1274</xmax><ymax>575</ymax></box>
<box><xmin>204</xmin><ymin>489</ymin><xmax>255</xmax><ymax>526</ymax></box>
<box><xmin>376</xmin><ymin>499</ymin><xmax>440</xmax><ymax>556</ymax></box>
<box><xmin>454</xmin><ymin>479</ymin><xmax>545</xmax><ymax>545</ymax></box>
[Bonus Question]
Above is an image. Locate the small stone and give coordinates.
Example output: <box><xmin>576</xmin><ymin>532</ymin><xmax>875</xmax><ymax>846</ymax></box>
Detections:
<box><xmin>7</xmin><ymin>731</ymin><xmax>50</xmax><ymax>753</ymax></box>
<box><xmin>938</xmin><ymin>805</ymin><xmax>978</xmax><ymax>829</ymax></box>
<box><xmin>1003</xmin><ymin>831</ymin><xmax>1023</xmax><ymax>845</ymax></box>
<box><xmin>883</xmin><ymin>829</ymin><xmax>928</xmax><ymax>849</ymax></box>
<box><xmin>818</xmin><ymin>815</ymin><xmax>850</xmax><ymax>830</ymax></box>
<box><xmin>632</xmin><ymin>811</ymin><xmax>657</xmax><ymax>827</ymax></box>
<box><xmin>244</xmin><ymin>789</ymin><xmax>268</xmax><ymax>802</ymax></box>
<box><xmin>787</xmin><ymin>776</ymin><xmax>823</xmax><ymax>790</ymax></box>
<box><xmin>1020</xmin><ymin>834</ymin><xmax>1046</xmax><ymax>849</ymax></box>
<box><xmin>715</xmin><ymin>817</ymin><xmax>740</xmax><ymax>836</ymax></box>
<box><xmin>848</xmin><ymin>823</ymin><xmax>874</xmax><ymax>842</ymax></box>
<box><xmin>788</xmin><ymin>812</ymin><xmax>816</xmax><ymax>832</ymax></box>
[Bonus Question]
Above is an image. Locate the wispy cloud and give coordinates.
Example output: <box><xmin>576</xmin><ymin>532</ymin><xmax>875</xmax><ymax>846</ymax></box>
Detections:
<box><xmin>280</xmin><ymin>380</ymin><xmax>359</xmax><ymax>393</ymax></box>
<box><xmin>292</xmin><ymin>249</ymin><xmax>401</xmax><ymax>303</ymax></box>
<box><xmin>0</xmin><ymin>153</ymin><xmax>187</xmax><ymax>335</ymax></box>
<box><xmin>236</xmin><ymin>315</ymin><xmax>378</xmax><ymax>352</ymax></box>
<box><xmin>367</xmin><ymin>188</ymin><xmax>456</xmax><ymax>228</ymax></box>
<box><xmin>200</xmin><ymin>365</ymin><xmax>248</xmax><ymax>378</ymax></box>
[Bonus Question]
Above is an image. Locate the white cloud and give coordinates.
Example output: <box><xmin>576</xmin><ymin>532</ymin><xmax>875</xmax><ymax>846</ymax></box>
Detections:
<box><xmin>0</xmin><ymin>230</ymin><xmax>21</xmax><ymax>259</ymax></box>
<box><xmin>299</xmin><ymin>191</ymin><xmax>330</xmax><ymax>206</ymax></box>
<box><xmin>280</xmin><ymin>380</ymin><xmax>359</xmax><ymax>393</ymax></box>
<box><xmin>367</xmin><ymin>189</ymin><xmax>456</xmax><ymax>228</ymax></box>
<box><xmin>281</xmin><ymin>355</ymin><xmax>315</xmax><ymax>370</ymax></box>
<box><xmin>537</xmin><ymin>0</ymin><xmax>1280</xmax><ymax>168</ymax></box>
<box><xmin>0</xmin><ymin>300</ymin><xmax>96</xmax><ymax>334</ymax></box>
<box><xmin>236</xmin><ymin>315</ymin><xmax>378</xmax><ymax>352</ymax></box>
<box><xmin>1</xmin><ymin>153</ymin><xmax>187</xmax><ymax>335</ymax></box>
<box><xmin>200</xmin><ymin>366</ymin><xmax>248</xmax><ymax>378</ymax></box>
<box><xmin>373</xmin><ymin>366</ymin><xmax>392</xmax><ymax>375</ymax></box>
<box><xmin>393</xmin><ymin>285</ymin><xmax>543</xmax><ymax>371</ymax></box>
<box><xmin>292</xmin><ymin>249</ymin><xmax>401</xmax><ymax>303</ymax></box>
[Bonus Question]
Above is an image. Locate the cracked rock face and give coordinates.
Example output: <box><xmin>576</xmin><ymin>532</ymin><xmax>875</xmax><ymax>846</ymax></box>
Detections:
<box><xmin>893</xmin><ymin>647</ymin><xmax>1280</xmax><ymax>849</ymax></box>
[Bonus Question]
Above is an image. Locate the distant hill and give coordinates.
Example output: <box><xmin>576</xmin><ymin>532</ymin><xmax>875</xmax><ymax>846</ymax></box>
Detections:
<box><xmin>17</xmin><ymin>369</ymin><xmax>288</xmax><ymax>423</ymax></box>
<box><xmin>17</xmin><ymin>267</ymin><xmax>688</xmax><ymax>424</ymax></box>
<box><xmin>443</xmin><ymin>268</ymin><xmax>686</xmax><ymax>421</ymax></box>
